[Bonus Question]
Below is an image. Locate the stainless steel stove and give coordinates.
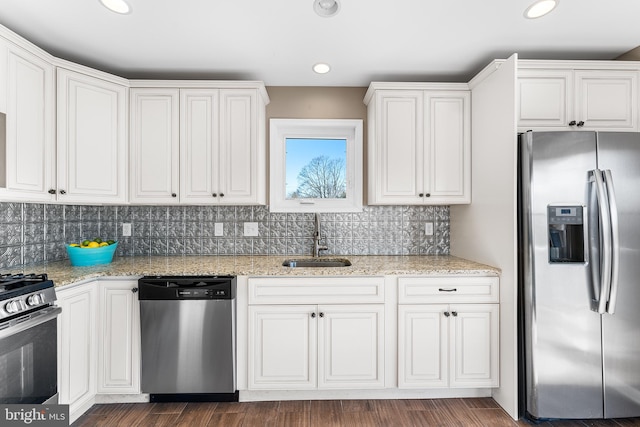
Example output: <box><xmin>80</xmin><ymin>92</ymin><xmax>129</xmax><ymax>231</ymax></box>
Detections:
<box><xmin>0</xmin><ymin>273</ymin><xmax>62</xmax><ymax>404</ymax></box>
<box><xmin>0</xmin><ymin>273</ymin><xmax>57</xmax><ymax>321</ymax></box>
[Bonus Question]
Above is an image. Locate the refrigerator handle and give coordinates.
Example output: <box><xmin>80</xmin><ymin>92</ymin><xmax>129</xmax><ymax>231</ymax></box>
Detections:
<box><xmin>604</xmin><ymin>169</ymin><xmax>620</xmax><ymax>315</ymax></box>
<box><xmin>592</xmin><ymin>169</ymin><xmax>613</xmax><ymax>315</ymax></box>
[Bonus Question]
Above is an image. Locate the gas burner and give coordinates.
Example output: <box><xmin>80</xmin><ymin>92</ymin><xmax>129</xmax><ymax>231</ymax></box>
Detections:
<box><xmin>0</xmin><ymin>273</ymin><xmax>48</xmax><ymax>282</ymax></box>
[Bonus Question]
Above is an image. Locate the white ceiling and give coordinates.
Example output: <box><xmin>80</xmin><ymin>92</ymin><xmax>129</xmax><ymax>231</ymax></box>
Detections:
<box><xmin>0</xmin><ymin>0</ymin><xmax>639</xmax><ymax>86</ymax></box>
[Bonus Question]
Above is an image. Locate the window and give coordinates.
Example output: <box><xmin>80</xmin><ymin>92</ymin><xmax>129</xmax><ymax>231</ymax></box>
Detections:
<box><xmin>269</xmin><ymin>118</ymin><xmax>363</xmax><ymax>212</ymax></box>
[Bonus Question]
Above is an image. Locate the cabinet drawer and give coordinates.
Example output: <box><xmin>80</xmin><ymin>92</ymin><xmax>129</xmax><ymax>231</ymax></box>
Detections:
<box><xmin>398</xmin><ymin>276</ymin><xmax>499</xmax><ymax>304</ymax></box>
<box><xmin>248</xmin><ymin>277</ymin><xmax>385</xmax><ymax>305</ymax></box>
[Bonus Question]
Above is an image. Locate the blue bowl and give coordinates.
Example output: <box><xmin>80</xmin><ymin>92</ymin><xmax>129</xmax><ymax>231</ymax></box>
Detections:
<box><xmin>66</xmin><ymin>242</ymin><xmax>118</xmax><ymax>267</ymax></box>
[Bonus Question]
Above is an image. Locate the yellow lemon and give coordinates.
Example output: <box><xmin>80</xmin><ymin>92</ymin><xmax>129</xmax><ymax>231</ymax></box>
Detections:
<box><xmin>99</xmin><ymin>242</ymin><xmax>108</xmax><ymax>247</ymax></box>
<box><xmin>87</xmin><ymin>241</ymin><xmax>100</xmax><ymax>248</ymax></box>
<box><xmin>69</xmin><ymin>243</ymin><xmax>80</xmax><ymax>247</ymax></box>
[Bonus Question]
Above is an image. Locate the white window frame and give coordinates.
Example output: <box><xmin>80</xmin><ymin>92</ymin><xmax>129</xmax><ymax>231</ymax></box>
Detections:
<box><xmin>269</xmin><ymin>118</ymin><xmax>363</xmax><ymax>213</ymax></box>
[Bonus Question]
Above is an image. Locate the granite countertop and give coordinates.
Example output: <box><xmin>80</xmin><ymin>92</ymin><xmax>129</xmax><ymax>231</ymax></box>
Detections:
<box><xmin>3</xmin><ymin>255</ymin><xmax>500</xmax><ymax>288</ymax></box>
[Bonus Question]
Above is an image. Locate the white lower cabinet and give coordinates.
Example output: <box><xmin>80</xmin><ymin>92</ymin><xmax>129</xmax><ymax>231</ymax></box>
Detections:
<box><xmin>247</xmin><ymin>277</ymin><xmax>385</xmax><ymax>391</ymax></box>
<box><xmin>97</xmin><ymin>279</ymin><xmax>140</xmax><ymax>394</ymax></box>
<box><xmin>249</xmin><ymin>305</ymin><xmax>316</xmax><ymax>389</ymax></box>
<box><xmin>57</xmin><ymin>279</ymin><xmax>141</xmax><ymax>423</ymax></box>
<box><xmin>398</xmin><ymin>303</ymin><xmax>499</xmax><ymax>388</ymax></box>
<box><xmin>397</xmin><ymin>277</ymin><xmax>500</xmax><ymax>389</ymax></box>
<box><xmin>249</xmin><ymin>304</ymin><xmax>384</xmax><ymax>390</ymax></box>
<box><xmin>57</xmin><ymin>283</ymin><xmax>98</xmax><ymax>420</ymax></box>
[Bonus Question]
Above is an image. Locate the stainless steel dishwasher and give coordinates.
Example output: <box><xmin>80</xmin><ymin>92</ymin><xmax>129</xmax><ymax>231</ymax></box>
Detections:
<box><xmin>138</xmin><ymin>275</ymin><xmax>237</xmax><ymax>402</ymax></box>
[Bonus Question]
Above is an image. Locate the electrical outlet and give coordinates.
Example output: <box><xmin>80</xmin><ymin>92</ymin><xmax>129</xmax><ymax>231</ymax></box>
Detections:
<box><xmin>122</xmin><ymin>223</ymin><xmax>132</xmax><ymax>237</ymax></box>
<box><xmin>214</xmin><ymin>223</ymin><xmax>224</xmax><ymax>237</ymax></box>
<box><xmin>424</xmin><ymin>222</ymin><xmax>434</xmax><ymax>236</ymax></box>
<box><xmin>244</xmin><ymin>222</ymin><xmax>259</xmax><ymax>237</ymax></box>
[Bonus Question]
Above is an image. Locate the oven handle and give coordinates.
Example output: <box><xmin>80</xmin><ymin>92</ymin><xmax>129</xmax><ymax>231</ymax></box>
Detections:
<box><xmin>0</xmin><ymin>306</ymin><xmax>62</xmax><ymax>340</ymax></box>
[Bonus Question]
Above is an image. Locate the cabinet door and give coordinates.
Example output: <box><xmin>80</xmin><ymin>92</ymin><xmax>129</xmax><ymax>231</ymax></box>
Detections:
<box><xmin>57</xmin><ymin>284</ymin><xmax>97</xmax><ymax>413</ymax></box>
<box><xmin>398</xmin><ymin>304</ymin><xmax>449</xmax><ymax>388</ymax></box>
<box><xmin>248</xmin><ymin>305</ymin><xmax>317</xmax><ymax>389</ymax></box>
<box><xmin>130</xmin><ymin>89</ymin><xmax>180</xmax><ymax>204</ymax></box>
<box><xmin>449</xmin><ymin>304</ymin><xmax>499</xmax><ymax>388</ymax></box>
<box><xmin>318</xmin><ymin>304</ymin><xmax>384</xmax><ymax>389</ymax></box>
<box><xmin>57</xmin><ymin>68</ymin><xmax>127</xmax><ymax>203</ymax></box>
<box><xmin>180</xmin><ymin>89</ymin><xmax>219</xmax><ymax>204</ymax></box>
<box><xmin>424</xmin><ymin>92</ymin><xmax>470</xmax><ymax>204</ymax></box>
<box><xmin>368</xmin><ymin>90</ymin><xmax>423</xmax><ymax>204</ymax></box>
<box><xmin>518</xmin><ymin>69</ymin><xmax>573</xmax><ymax>130</ymax></box>
<box><xmin>3</xmin><ymin>45</ymin><xmax>55</xmax><ymax>201</ymax></box>
<box><xmin>219</xmin><ymin>89</ymin><xmax>264</xmax><ymax>204</ymax></box>
<box><xmin>97</xmin><ymin>280</ymin><xmax>140</xmax><ymax>394</ymax></box>
<box><xmin>575</xmin><ymin>70</ymin><xmax>638</xmax><ymax>130</ymax></box>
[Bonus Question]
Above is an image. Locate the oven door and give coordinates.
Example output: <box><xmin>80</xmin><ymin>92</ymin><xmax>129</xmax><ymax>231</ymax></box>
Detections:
<box><xmin>0</xmin><ymin>306</ymin><xmax>62</xmax><ymax>404</ymax></box>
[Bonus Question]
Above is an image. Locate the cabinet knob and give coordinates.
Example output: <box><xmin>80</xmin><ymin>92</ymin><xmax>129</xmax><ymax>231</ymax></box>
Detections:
<box><xmin>48</xmin><ymin>189</ymin><xmax>56</xmax><ymax>194</ymax></box>
<box><xmin>311</xmin><ymin>312</ymin><xmax>316</xmax><ymax>318</ymax></box>
<box><xmin>131</xmin><ymin>287</ymin><xmax>138</xmax><ymax>293</ymax></box>
<box><xmin>419</xmin><ymin>193</ymin><xmax>424</xmax><ymax>197</ymax></box>
<box><xmin>452</xmin><ymin>311</ymin><xmax>458</xmax><ymax>317</ymax></box>
<box><xmin>171</xmin><ymin>193</ymin><xmax>177</xmax><ymax>198</ymax></box>
<box><xmin>319</xmin><ymin>312</ymin><xmax>324</xmax><ymax>318</ymax></box>
<box><xmin>212</xmin><ymin>193</ymin><xmax>217</xmax><ymax>197</ymax></box>
<box><xmin>59</xmin><ymin>189</ymin><xmax>66</xmax><ymax>195</ymax></box>
<box><xmin>219</xmin><ymin>193</ymin><xmax>224</xmax><ymax>197</ymax></box>
<box><xmin>569</xmin><ymin>120</ymin><xmax>577</xmax><ymax>126</ymax></box>
<box><xmin>444</xmin><ymin>311</ymin><xmax>450</xmax><ymax>317</ymax></box>
<box><xmin>425</xmin><ymin>193</ymin><xmax>431</xmax><ymax>198</ymax></box>
<box><xmin>577</xmin><ymin>121</ymin><xmax>585</xmax><ymax>127</ymax></box>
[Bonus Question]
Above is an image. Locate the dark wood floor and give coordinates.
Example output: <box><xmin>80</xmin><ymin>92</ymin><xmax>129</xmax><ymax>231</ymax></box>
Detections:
<box><xmin>72</xmin><ymin>398</ymin><xmax>640</xmax><ymax>427</ymax></box>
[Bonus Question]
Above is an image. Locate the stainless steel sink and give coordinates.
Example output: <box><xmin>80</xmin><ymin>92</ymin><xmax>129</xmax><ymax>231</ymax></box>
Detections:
<box><xmin>282</xmin><ymin>258</ymin><xmax>352</xmax><ymax>268</ymax></box>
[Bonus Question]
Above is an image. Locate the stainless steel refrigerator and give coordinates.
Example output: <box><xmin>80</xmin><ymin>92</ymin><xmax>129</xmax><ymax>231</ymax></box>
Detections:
<box><xmin>519</xmin><ymin>131</ymin><xmax>640</xmax><ymax>420</ymax></box>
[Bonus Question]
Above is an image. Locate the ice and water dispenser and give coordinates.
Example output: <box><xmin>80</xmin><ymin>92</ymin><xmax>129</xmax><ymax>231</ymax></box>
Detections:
<box><xmin>547</xmin><ymin>205</ymin><xmax>585</xmax><ymax>263</ymax></box>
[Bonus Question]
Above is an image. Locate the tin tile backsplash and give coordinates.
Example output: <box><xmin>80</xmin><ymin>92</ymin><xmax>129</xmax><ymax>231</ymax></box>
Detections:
<box><xmin>0</xmin><ymin>203</ymin><xmax>450</xmax><ymax>269</ymax></box>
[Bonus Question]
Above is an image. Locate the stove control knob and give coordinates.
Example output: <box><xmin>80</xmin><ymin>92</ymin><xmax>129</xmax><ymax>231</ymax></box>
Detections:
<box><xmin>5</xmin><ymin>301</ymin><xmax>21</xmax><ymax>314</ymax></box>
<box><xmin>27</xmin><ymin>294</ymin><xmax>43</xmax><ymax>306</ymax></box>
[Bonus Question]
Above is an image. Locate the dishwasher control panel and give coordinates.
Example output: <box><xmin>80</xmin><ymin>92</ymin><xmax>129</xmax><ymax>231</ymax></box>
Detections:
<box><xmin>177</xmin><ymin>288</ymin><xmax>229</xmax><ymax>299</ymax></box>
<box><xmin>138</xmin><ymin>276</ymin><xmax>236</xmax><ymax>300</ymax></box>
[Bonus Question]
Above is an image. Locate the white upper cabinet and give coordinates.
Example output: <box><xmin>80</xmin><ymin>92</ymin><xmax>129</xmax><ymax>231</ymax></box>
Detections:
<box><xmin>180</xmin><ymin>89</ymin><xmax>220</xmax><ymax>203</ymax></box>
<box><xmin>57</xmin><ymin>68</ymin><xmax>128</xmax><ymax>203</ymax></box>
<box><xmin>426</xmin><ymin>92</ymin><xmax>471</xmax><ymax>202</ymax></box>
<box><xmin>368</xmin><ymin>90</ymin><xmax>422</xmax><ymax>204</ymax></box>
<box><xmin>129</xmin><ymin>89</ymin><xmax>180</xmax><ymax>204</ymax></box>
<box><xmin>518</xmin><ymin>66</ymin><xmax>638</xmax><ymax>131</ymax></box>
<box><xmin>0</xmin><ymin>41</ymin><xmax>56</xmax><ymax>201</ymax></box>
<box><xmin>128</xmin><ymin>84</ymin><xmax>267</xmax><ymax>205</ymax></box>
<box><xmin>219</xmin><ymin>89</ymin><xmax>264</xmax><ymax>204</ymax></box>
<box><xmin>181</xmin><ymin>88</ymin><xmax>265</xmax><ymax>205</ymax></box>
<box><xmin>365</xmin><ymin>83</ymin><xmax>471</xmax><ymax>205</ymax></box>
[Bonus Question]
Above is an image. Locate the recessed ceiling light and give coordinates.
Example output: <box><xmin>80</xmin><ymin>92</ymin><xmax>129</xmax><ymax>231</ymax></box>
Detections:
<box><xmin>524</xmin><ymin>0</ymin><xmax>558</xmax><ymax>19</ymax></box>
<box><xmin>314</xmin><ymin>0</ymin><xmax>340</xmax><ymax>18</ymax></box>
<box><xmin>313</xmin><ymin>63</ymin><xmax>331</xmax><ymax>74</ymax></box>
<box><xmin>99</xmin><ymin>0</ymin><xmax>132</xmax><ymax>14</ymax></box>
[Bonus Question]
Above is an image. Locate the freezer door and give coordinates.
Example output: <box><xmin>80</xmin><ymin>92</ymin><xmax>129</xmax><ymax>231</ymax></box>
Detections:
<box><xmin>521</xmin><ymin>131</ymin><xmax>604</xmax><ymax>419</ymax></box>
<box><xmin>597</xmin><ymin>132</ymin><xmax>640</xmax><ymax>418</ymax></box>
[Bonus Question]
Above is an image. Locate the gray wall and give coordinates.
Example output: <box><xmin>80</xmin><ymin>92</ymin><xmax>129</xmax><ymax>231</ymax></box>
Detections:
<box><xmin>0</xmin><ymin>202</ymin><xmax>449</xmax><ymax>269</ymax></box>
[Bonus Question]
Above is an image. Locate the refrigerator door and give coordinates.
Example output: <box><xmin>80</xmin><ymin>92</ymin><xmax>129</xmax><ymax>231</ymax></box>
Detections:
<box><xmin>597</xmin><ymin>132</ymin><xmax>640</xmax><ymax>418</ymax></box>
<box><xmin>521</xmin><ymin>131</ymin><xmax>604</xmax><ymax>419</ymax></box>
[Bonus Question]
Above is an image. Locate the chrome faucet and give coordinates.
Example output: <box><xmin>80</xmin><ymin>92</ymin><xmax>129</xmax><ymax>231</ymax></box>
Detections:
<box><xmin>313</xmin><ymin>213</ymin><xmax>328</xmax><ymax>257</ymax></box>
